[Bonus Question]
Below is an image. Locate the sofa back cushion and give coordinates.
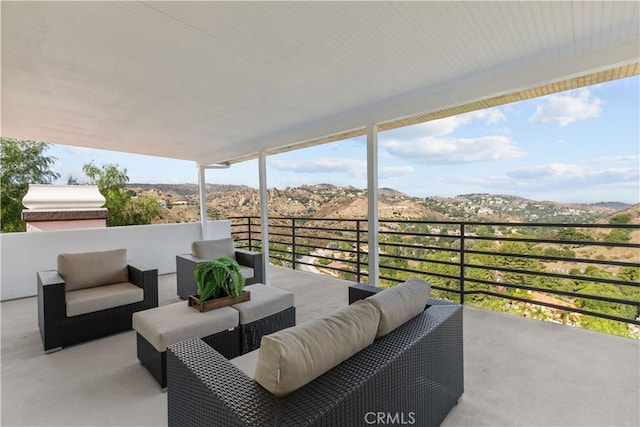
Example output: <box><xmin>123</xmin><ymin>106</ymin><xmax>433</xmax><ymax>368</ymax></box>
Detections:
<box><xmin>366</xmin><ymin>277</ymin><xmax>430</xmax><ymax>338</ymax></box>
<box><xmin>191</xmin><ymin>238</ymin><xmax>236</xmax><ymax>261</ymax></box>
<box><xmin>254</xmin><ymin>299</ymin><xmax>380</xmax><ymax>397</ymax></box>
<box><xmin>58</xmin><ymin>249</ymin><xmax>129</xmax><ymax>292</ymax></box>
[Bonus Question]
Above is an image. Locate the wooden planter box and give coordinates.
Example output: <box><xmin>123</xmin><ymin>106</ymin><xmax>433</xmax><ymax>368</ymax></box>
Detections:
<box><xmin>188</xmin><ymin>291</ymin><xmax>251</xmax><ymax>312</ymax></box>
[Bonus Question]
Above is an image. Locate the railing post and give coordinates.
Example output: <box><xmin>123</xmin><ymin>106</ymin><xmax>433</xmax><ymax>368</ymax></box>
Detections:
<box><xmin>291</xmin><ymin>218</ymin><xmax>297</xmax><ymax>270</ymax></box>
<box><xmin>356</xmin><ymin>220</ymin><xmax>362</xmax><ymax>283</ymax></box>
<box><xmin>459</xmin><ymin>223</ymin><xmax>465</xmax><ymax>304</ymax></box>
<box><xmin>247</xmin><ymin>216</ymin><xmax>252</xmax><ymax>251</ymax></box>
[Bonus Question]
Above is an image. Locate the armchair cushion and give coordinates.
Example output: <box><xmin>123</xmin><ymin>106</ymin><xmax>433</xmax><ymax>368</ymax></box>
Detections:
<box><xmin>253</xmin><ymin>299</ymin><xmax>379</xmax><ymax>397</ymax></box>
<box><xmin>58</xmin><ymin>249</ymin><xmax>128</xmax><ymax>291</ymax></box>
<box><xmin>238</xmin><ymin>265</ymin><xmax>254</xmax><ymax>280</ymax></box>
<box><xmin>366</xmin><ymin>277</ymin><xmax>430</xmax><ymax>338</ymax></box>
<box><xmin>66</xmin><ymin>282</ymin><xmax>143</xmax><ymax>317</ymax></box>
<box><xmin>191</xmin><ymin>238</ymin><xmax>236</xmax><ymax>261</ymax></box>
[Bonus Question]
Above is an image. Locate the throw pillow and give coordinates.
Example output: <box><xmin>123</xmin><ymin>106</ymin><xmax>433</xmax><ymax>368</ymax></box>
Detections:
<box><xmin>253</xmin><ymin>299</ymin><xmax>380</xmax><ymax>397</ymax></box>
<box><xmin>366</xmin><ymin>277</ymin><xmax>430</xmax><ymax>338</ymax></box>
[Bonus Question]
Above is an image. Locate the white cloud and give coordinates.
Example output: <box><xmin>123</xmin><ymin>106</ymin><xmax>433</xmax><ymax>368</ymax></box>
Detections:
<box><xmin>588</xmin><ymin>155</ymin><xmax>639</xmax><ymax>164</ymax></box>
<box><xmin>449</xmin><ymin>162</ymin><xmax>639</xmax><ymax>202</ymax></box>
<box><xmin>418</xmin><ymin>115</ymin><xmax>474</xmax><ymax>136</ymax></box>
<box><xmin>450</xmin><ymin>174</ymin><xmax>515</xmax><ymax>186</ymax></box>
<box><xmin>529</xmin><ymin>88</ymin><xmax>604</xmax><ymax>126</ymax></box>
<box><xmin>484</xmin><ymin>108</ymin><xmax>507</xmax><ymax>124</ymax></box>
<box><xmin>508</xmin><ymin>163</ymin><xmax>585</xmax><ymax>180</ymax></box>
<box><xmin>268</xmin><ymin>157</ymin><xmax>417</xmax><ymax>181</ymax></box>
<box><xmin>380</xmin><ymin>166</ymin><xmax>414</xmax><ymax>178</ymax></box>
<box><xmin>70</xmin><ymin>147</ymin><xmax>92</xmax><ymax>154</ymax></box>
<box><xmin>494</xmin><ymin>126</ymin><xmax>512</xmax><ymax>136</ymax></box>
<box><xmin>416</xmin><ymin>107</ymin><xmax>506</xmax><ymax>136</ymax></box>
<box><xmin>507</xmin><ymin>163</ymin><xmax>639</xmax><ymax>186</ymax></box>
<box><xmin>381</xmin><ymin>135</ymin><xmax>525</xmax><ymax>164</ymax></box>
<box><xmin>60</xmin><ymin>145</ymin><xmax>95</xmax><ymax>155</ymax></box>
<box><xmin>271</xmin><ymin>157</ymin><xmax>366</xmax><ymax>178</ymax></box>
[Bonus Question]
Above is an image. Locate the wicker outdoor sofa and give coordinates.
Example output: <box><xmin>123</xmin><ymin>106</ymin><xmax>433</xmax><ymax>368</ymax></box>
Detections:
<box><xmin>167</xmin><ymin>281</ymin><xmax>463</xmax><ymax>427</ymax></box>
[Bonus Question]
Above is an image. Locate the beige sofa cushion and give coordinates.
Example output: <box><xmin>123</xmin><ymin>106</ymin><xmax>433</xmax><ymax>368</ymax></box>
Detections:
<box><xmin>66</xmin><ymin>282</ymin><xmax>143</xmax><ymax>317</ymax></box>
<box><xmin>254</xmin><ymin>299</ymin><xmax>379</xmax><ymax>397</ymax></box>
<box><xmin>191</xmin><ymin>238</ymin><xmax>236</xmax><ymax>261</ymax></box>
<box><xmin>366</xmin><ymin>277</ymin><xmax>430</xmax><ymax>338</ymax></box>
<box><xmin>232</xmin><ymin>284</ymin><xmax>294</xmax><ymax>325</ymax></box>
<box><xmin>132</xmin><ymin>302</ymin><xmax>238</xmax><ymax>352</ymax></box>
<box><xmin>58</xmin><ymin>249</ymin><xmax>129</xmax><ymax>291</ymax></box>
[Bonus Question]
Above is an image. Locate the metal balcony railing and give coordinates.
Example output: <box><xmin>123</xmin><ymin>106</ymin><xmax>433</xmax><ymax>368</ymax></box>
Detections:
<box><xmin>229</xmin><ymin>216</ymin><xmax>640</xmax><ymax>335</ymax></box>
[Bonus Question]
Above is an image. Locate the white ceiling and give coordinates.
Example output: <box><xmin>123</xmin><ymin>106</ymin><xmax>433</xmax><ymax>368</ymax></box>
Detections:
<box><xmin>2</xmin><ymin>1</ymin><xmax>639</xmax><ymax>166</ymax></box>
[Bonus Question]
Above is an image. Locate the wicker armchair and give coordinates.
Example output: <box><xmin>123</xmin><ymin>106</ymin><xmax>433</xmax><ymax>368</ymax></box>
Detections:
<box><xmin>176</xmin><ymin>238</ymin><xmax>264</xmax><ymax>299</ymax></box>
<box><xmin>37</xmin><ymin>249</ymin><xmax>158</xmax><ymax>353</ymax></box>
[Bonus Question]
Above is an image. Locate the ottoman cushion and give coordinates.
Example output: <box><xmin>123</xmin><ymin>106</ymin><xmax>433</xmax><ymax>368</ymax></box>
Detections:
<box><xmin>133</xmin><ymin>302</ymin><xmax>238</xmax><ymax>352</ymax></box>
<box><xmin>232</xmin><ymin>284</ymin><xmax>295</xmax><ymax>325</ymax></box>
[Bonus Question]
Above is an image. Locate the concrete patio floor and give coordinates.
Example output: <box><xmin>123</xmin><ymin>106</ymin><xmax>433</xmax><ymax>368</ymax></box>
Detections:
<box><xmin>1</xmin><ymin>266</ymin><xmax>638</xmax><ymax>426</ymax></box>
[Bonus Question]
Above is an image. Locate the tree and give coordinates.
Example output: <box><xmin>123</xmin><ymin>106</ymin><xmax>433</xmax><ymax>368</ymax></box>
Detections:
<box><xmin>493</xmin><ymin>241</ymin><xmax>542</xmax><ymax>285</ymax></box>
<box><xmin>603</xmin><ymin>228</ymin><xmax>631</xmax><ymax>243</ymax></box>
<box><xmin>80</xmin><ymin>161</ymin><xmax>160</xmax><ymax>226</ymax></box>
<box><xmin>609</xmin><ymin>214</ymin><xmax>631</xmax><ymax>225</ymax></box>
<box><xmin>618</xmin><ymin>267</ymin><xmax>639</xmax><ymax>283</ymax></box>
<box><xmin>1</xmin><ymin>138</ymin><xmax>60</xmax><ymax>232</ymax></box>
<box><xmin>557</xmin><ymin>228</ymin><xmax>591</xmax><ymax>241</ymax></box>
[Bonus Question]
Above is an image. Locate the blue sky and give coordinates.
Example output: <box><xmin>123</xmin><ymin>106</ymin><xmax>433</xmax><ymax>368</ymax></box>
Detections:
<box><xmin>49</xmin><ymin>76</ymin><xmax>639</xmax><ymax>204</ymax></box>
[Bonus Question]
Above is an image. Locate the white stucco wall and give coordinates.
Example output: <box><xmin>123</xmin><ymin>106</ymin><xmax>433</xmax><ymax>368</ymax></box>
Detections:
<box><xmin>0</xmin><ymin>220</ymin><xmax>231</xmax><ymax>301</ymax></box>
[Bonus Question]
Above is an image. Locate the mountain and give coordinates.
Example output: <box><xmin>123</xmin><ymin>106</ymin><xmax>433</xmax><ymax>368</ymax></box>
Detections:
<box><xmin>129</xmin><ymin>183</ymin><xmax>252</xmax><ymax>197</ymax></box>
<box><xmin>591</xmin><ymin>201</ymin><xmax>632</xmax><ymax>210</ymax></box>
<box><xmin>127</xmin><ymin>184</ymin><xmax>633</xmax><ymax>224</ymax></box>
<box><xmin>423</xmin><ymin>193</ymin><xmax>633</xmax><ymax>223</ymax></box>
<box><xmin>601</xmin><ymin>204</ymin><xmax>640</xmax><ymax>224</ymax></box>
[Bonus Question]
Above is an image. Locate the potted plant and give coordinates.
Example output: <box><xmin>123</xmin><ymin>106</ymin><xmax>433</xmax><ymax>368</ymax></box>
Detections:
<box><xmin>188</xmin><ymin>255</ymin><xmax>249</xmax><ymax>312</ymax></box>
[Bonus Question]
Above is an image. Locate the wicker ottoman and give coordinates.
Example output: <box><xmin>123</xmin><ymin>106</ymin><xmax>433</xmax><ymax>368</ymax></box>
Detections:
<box><xmin>232</xmin><ymin>284</ymin><xmax>296</xmax><ymax>354</ymax></box>
<box><xmin>132</xmin><ymin>302</ymin><xmax>240</xmax><ymax>389</ymax></box>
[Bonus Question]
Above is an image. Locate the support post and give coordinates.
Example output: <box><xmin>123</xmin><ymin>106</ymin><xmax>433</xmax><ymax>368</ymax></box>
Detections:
<box><xmin>367</xmin><ymin>124</ymin><xmax>379</xmax><ymax>286</ymax></box>
<box><xmin>356</xmin><ymin>219</ymin><xmax>362</xmax><ymax>283</ymax></box>
<box><xmin>459</xmin><ymin>223</ymin><xmax>465</xmax><ymax>304</ymax></box>
<box><xmin>258</xmin><ymin>152</ymin><xmax>270</xmax><ymax>285</ymax></box>
<box><xmin>198</xmin><ymin>166</ymin><xmax>207</xmax><ymax>239</ymax></box>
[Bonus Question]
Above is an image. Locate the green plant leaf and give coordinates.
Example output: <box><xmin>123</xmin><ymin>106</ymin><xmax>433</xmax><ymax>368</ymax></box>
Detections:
<box><xmin>193</xmin><ymin>256</ymin><xmax>245</xmax><ymax>301</ymax></box>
